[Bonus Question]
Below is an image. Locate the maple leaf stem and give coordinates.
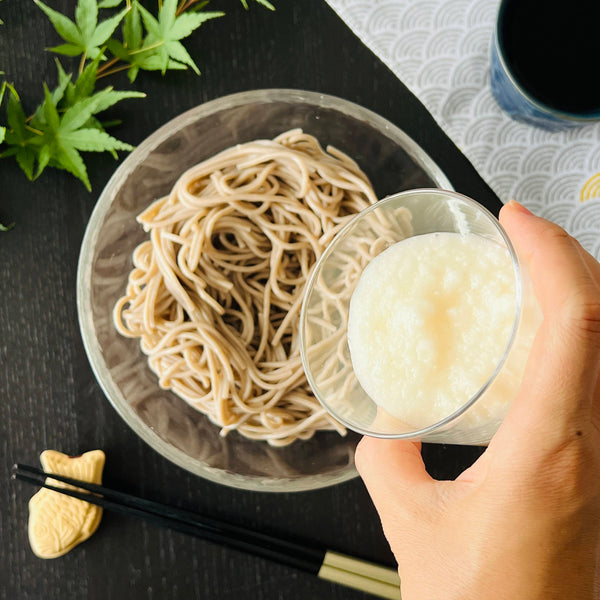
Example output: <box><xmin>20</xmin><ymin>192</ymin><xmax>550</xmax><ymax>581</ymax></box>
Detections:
<box><xmin>96</xmin><ymin>63</ymin><xmax>132</xmax><ymax>79</ymax></box>
<box><xmin>97</xmin><ymin>56</ymin><xmax>120</xmax><ymax>76</ymax></box>
<box><xmin>129</xmin><ymin>40</ymin><xmax>164</xmax><ymax>55</ymax></box>
<box><xmin>25</xmin><ymin>125</ymin><xmax>44</xmax><ymax>136</ymax></box>
<box><xmin>78</xmin><ymin>51</ymin><xmax>87</xmax><ymax>75</ymax></box>
<box><xmin>176</xmin><ymin>0</ymin><xmax>201</xmax><ymax>16</ymax></box>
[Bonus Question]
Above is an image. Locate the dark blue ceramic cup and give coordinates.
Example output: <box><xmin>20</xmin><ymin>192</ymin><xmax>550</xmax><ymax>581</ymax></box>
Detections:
<box><xmin>490</xmin><ymin>0</ymin><xmax>600</xmax><ymax>131</ymax></box>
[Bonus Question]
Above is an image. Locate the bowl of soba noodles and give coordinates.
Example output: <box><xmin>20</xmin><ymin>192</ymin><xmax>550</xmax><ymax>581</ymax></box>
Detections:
<box><xmin>77</xmin><ymin>89</ymin><xmax>451</xmax><ymax>491</ymax></box>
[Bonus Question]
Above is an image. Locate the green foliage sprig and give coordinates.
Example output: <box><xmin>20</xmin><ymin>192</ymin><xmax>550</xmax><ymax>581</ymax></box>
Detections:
<box><xmin>0</xmin><ymin>0</ymin><xmax>273</xmax><ymax>211</ymax></box>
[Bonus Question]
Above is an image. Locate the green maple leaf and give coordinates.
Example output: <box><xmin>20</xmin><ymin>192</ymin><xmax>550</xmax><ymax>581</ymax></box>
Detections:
<box><xmin>1</xmin><ymin>84</ymin><xmax>38</xmax><ymax>179</ymax></box>
<box><xmin>1</xmin><ymin>61</ymin><xmax>144</xmax><ymax>191</ymax></box>
<box><xmin>54</xmin><ymin>55</ymin><xmax>144</xmax><ymax>112</ymax></box>
<box><xmin>123</xmin><ymin>1</ymin><xmax>143</xmax><ymax>50</ymax></box>
<box><xmin>30</xmin><ymin>58</ymin><xmax>144</xmax><ymax>130</ymax></box>
<box><xmin>55</xmin><ymin>55</ymin><xmax>107</xmax><ymax>109</ymax></box>
<box><xmin>105</xmin><ymin>1</ymin><xmax>145</xmax><ymax>82</ymax></box>
<box><xmin>34</xmin><ymin>0</ymin><xmax>129</xmax><ymax>60</ymax></box>
<box><xmin>28</xmin><ymin>85</ymin><xmax>136</xmax><ymax>190</ymax></box>
<box><xmin>134</xmin><ymin>0</ymin><xmax>224</xmax><ymax>75</ymax></box>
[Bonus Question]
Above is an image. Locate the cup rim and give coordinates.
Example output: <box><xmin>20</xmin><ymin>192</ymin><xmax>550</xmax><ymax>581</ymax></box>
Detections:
<box><xmin>494</xmin><ymin>0</ymin><xmax>600</xmax><ymax>122</ymax></box>
<box><xmin>300</xmin><ymin>188</ymin><xmax>524</xmax><ymax>440</ymax></box>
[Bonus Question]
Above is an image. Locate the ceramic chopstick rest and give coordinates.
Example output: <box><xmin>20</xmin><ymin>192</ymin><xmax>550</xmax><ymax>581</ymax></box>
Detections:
<box><xmin>27</xmin><ymin>449</ymin><xmax>105</xmax><ymax>558</ymax></box>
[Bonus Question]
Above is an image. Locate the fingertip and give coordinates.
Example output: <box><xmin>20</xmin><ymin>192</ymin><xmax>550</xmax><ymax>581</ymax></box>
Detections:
<box><xmin>499</xmin><ymin>200</ymin><xmax>575</xmax><ymax>274</ymax></box>
<box><xmin>355</xmin><ymin>436</ymin><xmax>425</xmax><ymax>483</ymax></box>
<box><xmin>503</xmin><ymin>199</ymin><xmax>534</xmax><ymax>217</ymax></box>
<box><xmin>499</xmin><ymin>200</ymin><xmax>535</xmax><ymax>235</ymax></box>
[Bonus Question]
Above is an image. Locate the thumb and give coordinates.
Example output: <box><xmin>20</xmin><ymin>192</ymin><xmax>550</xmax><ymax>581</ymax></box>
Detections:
<box><xmin>498</xmin><ymin>201</ymin><xmax>600</xmax><ymax>434</ymax></box>
<box><xmin>355</xmin><ymin>436</ymin><xmax>433</xmax><ymax>522</ymax></box>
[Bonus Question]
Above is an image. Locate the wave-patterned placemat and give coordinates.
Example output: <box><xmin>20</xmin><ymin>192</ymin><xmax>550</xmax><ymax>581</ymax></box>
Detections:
<box><xmin>327</xmin><ymin>0</ymin><xmax>600</xmax><ymax>258</ymax></box>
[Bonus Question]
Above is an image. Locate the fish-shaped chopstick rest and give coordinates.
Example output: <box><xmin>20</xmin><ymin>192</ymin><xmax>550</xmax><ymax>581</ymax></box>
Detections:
<box><xmin>28</xmin><ymin>449</ymin><xmax>105</xmax><ymax>559</ymax></box>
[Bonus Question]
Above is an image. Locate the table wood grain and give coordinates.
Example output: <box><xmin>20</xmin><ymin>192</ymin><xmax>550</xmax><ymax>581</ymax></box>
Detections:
<box><xmin>0</xmin><ymin>1</ymin><xmax>495</xmax><ymax>598</ymax></box>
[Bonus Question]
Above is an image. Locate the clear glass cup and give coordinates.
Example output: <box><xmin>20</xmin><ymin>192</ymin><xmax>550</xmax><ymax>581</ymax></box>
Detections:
<box><xmin>300</xmin><ymin>189</ymin><xmax>541</xmax><ymax>445</ymax></box>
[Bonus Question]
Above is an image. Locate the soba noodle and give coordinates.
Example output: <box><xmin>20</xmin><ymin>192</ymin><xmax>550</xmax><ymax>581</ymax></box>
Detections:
<box><xmin>113</xmin><ymin>129</ymin><xmax>378</xmax><ymax>446</ymax></box>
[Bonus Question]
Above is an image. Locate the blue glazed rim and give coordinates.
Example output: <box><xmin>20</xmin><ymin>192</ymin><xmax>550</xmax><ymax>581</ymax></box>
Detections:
<box><xmin>494</xmin><ymin>0</ymin><xmax>600</xmax><ymax>124</ymax></box>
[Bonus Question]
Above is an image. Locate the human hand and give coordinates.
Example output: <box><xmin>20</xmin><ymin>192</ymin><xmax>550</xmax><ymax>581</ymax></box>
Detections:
<box><xmin>356</xmin><ymin>201</ymin><xmax>600</xmax><ymax>600</ymax></box>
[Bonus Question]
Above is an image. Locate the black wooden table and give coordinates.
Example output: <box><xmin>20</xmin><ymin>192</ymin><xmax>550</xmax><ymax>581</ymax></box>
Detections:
<box><xmin>0</xmin><ymin>2</ymin><xmax>496</xmax><ymax>598</ymax></box>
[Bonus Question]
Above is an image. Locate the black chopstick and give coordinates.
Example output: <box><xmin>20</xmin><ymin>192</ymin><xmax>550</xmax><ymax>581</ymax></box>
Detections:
<box><xmin>12</xmin><ymin>464</ymin><xmax>401</xmax><ymax>599</ymax></box>
<box><xmin>14</xmin><ymin>463</ymin><xmax>322</xmax><ymax>572</ymax></box>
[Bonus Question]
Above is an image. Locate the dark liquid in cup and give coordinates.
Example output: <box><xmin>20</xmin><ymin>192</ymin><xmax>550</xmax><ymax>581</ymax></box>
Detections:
<box><xmin>499</xmin><ymin>0</ymin><xmax>600</xmax><ymax>115</ymax></box>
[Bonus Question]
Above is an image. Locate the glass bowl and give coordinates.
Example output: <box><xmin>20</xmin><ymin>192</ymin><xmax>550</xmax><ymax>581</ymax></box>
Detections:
<box><xmin>77</xmin><ymin>89</ymin><xmax>451</xmax><ymax>492</ymax></box>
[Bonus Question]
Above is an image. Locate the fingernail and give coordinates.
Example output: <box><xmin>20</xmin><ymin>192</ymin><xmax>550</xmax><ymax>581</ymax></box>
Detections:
<box><xmin>507</xmin><ymin>199</ymin><xmax>534</xmax><ymax>216</ymax></box>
